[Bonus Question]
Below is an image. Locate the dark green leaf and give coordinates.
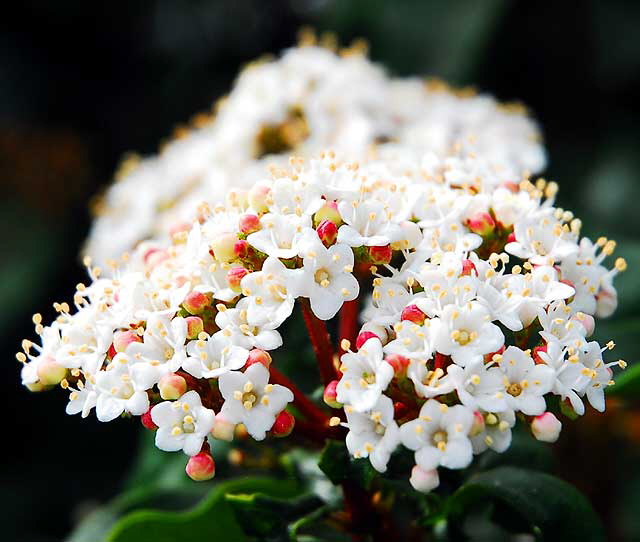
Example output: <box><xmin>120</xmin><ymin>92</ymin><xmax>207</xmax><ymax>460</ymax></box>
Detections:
<box><xmin>608</xmin><ymin>362</ymin><xmax>640</xmax><ymax>399</ymax></box>
<box><xmin>318</xmin><ymin>440</ymin><xmax>377</xmax><ymax>490</ymax></box>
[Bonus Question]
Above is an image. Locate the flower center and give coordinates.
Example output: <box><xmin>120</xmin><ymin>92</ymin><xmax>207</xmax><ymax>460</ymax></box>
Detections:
<box><xmin>484</xmin><ymin>413</ymin><xmax>499</xmax><ymax>427</ymax></box>
<box><xmin>362</xmin><ymin>371</ymin><xmax>376</xmax><ymax>385</ymax></box>
<box><xmin>452</xmin><ymin>329</ymin><xmax>476</xmax><ymax>346</ymax></box>
<box><xmin>507</xmin><ymin>382</ymin><xmax>522</xmax><ymax>397</ymax></box>
<box><xmin>234</xmin><ymin>380</ymin><xmax>260</xmax><ymax>410</ymax></box>
<box><xmin>164</xmin><ymin>347</ymin><xmax>174</xmax><ymax>360</ymax></box>
<box><xmin>432</xmin><ymin>430</ymin><xmax>448</xmax><ymax>451</ymax></box>
<box><xmin>314</xmin><ymin>268</ymin><xmax>331</xmax><ymax>287</ymax></box>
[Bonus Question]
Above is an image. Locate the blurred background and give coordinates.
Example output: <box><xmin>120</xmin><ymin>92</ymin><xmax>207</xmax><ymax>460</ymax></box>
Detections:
<box><xmin>2</xmin><ymin>1</ymin><xmax>640</xmax><ymax>540</ymax></box>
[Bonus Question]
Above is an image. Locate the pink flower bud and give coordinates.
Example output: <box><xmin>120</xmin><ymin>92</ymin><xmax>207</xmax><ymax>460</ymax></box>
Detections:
<box><xmin>470</xmin><ymin>410</ymin><xmax>486</xmax><ymax>437</ymax></box>
<box><xmin>461</xmin><ymin>259</ymin><xmax>477</xmax><ymax>276</ymax></box>
<box><xmin>210</xmin><ymin>233</ymin><xmax>239</xmax><ymax>263</ymax></box>
<box><xmin>323</xmin><ymin>380</ymin><xmax>342</xmax><ymax>408</ymax></box>
<box><xmin>168</xmin><ymin>221</ymin><xmax>192</xmax><ymax>238</ymax></box>
<box><xmin>245</xmin><ymin>349</ymin><xmax>272</xmax><ymax>369</ymax></box>
<box><xmin>385</xmin><ymin>354</ymin><xmax>410</xmax><ymax>377</ymax></box>
<box><xmin>183</xmin><ymin>291</ymin><xmax>210</xmax><ymax>315</ymax></box>
<box><xmin>226</xmin><ymin>267</ymin><xmax>249</xmax><ymax>292</ymax></box>
<box><xmin>248</xmin><ymin>183</ymin><xmax>271</xmax><ymax>214</ymax></box>
<box><xmin>36</xmin><ymin>356</ymin><xmax>66</xmax><ymax>386</ymax></box>
<box><xmin>401</xmin><ymin>304</ymin><xmax>426</xmax><ymax>325</ymax></box>
<box><xmin>143</xmin><ymin>247</ymin><xmax>169</xmax><ymax>268</ymax></box>
<box><xmin>409</xmin><ymin>466</ymin><xmax>440</xmax><ymax>493</ymax></box>
<box><xmin>596</xmin><ymin>285</ymin><xmax>618</xmax><ymax>318</ymax></box>
<box><xmin>313</xmin><ymin>201</ymin><xmax>342</xmax><ymax>227</ymax></box>
<box><xmin>271</xmin><ymin>410</ymin><xmax>295</xmax><ymax>437</ymax></box>
<box><xmin>186</xmin><ymin>452</ymin><xmax>216</xmax><ymax>481</ymax></box>
<box><xmin>239</xmin><ymin>214</ymin><xmax>260</xmax><ymax>235</ymax></box>
<box><xmin>316</xmin><ymin>219</ymin><xmax>338</xmax><ymax>247</ymax></box>
<box><xmin>113</xmin><ymin>330</ymin><xmax>142</xmax><ymax>353</ymax></box>
<box><xmin>571</xmin><ymin>312</ymin><xmax>595</xmax><ymax>337</ymax></box>
<box><xmin>394</xmin><ymin>401</ymin><xmax>409</xmax><ymax>419</ymax></box>
<box><xmin>185</xmin><ymin>316</ymin><xmax>204</xmax><ymax>340</ymax></box>
<box><xmin>368</xmin><ymin>245</ymin><xmax>393</xmax><ymax>264</ymax></box>
<box><xmin>141</xmin><ymin>408</ymin><xmax>157</xmax><ymax>430</ymax></box>
<box><xmin>466</xmin><ymin>212</ymin><xmax>496</xmax><ymax>236</ymax></box>
<box><xmin>212</xmin><ymin>412</ymin><xmax>235</xmax><ymax>442</ymax></box>
<box><xmin>531</xmin><ymin>412</ymin><xmax>562</xmax><ymax>443</ymax></box>
<box><xmin>233</xmin><ymin>239</ymin><xmax>250</xmax><ymax>260</ymax></box>
<box><xmin>356</xmin><ymin>331</ymin><xmax>379</xmax><ymax>350</ymax></box>
<box><xmin>532</xmin><ymin>344</ymin><xmax>548</xmax><ymax>365</ymax></box>
<box><xmin>506</xmin><ymin>231</ymin><xmax>516</xmax><ymax>243</ymax></box>
<box><xmin>158</xmin><ymin>373</ymin><xmax>188</xmax><ymax>400</ymax></box>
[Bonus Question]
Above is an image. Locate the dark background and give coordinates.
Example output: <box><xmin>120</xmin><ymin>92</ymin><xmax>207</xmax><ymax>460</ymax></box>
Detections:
<box><xmin>2</xmin><ymin>1</ymin><xmax>640</xmax><ymax>540</ymax></box>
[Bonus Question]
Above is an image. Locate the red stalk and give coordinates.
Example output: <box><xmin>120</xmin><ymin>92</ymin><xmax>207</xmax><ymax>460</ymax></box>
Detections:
<box><xmin>300</xmin><ymin>300</ymin><xmax>338</xmax><ymax>385</ymax></box>
<box><xmin>338</xmin><ymin>299</ymin><xmax>359</xmax><ymax>353</ymax></box>
<box><xmin>269</xmin><ymin>365</ymin><xmax>328</xmax><ymax>424</ymax></box>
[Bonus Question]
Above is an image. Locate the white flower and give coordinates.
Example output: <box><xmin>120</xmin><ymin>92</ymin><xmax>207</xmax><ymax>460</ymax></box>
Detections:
<box><xmin>65</xmin><ymin>379</ymin><xmax>97</xmax><ymax>418</ymax></box>
<box><xmin>215</xmin><ymin>299</ymin><xmax>283</xmax><ymax>351</ymax></box>
<box><xmin>218</xmin><ymin>363</ymin><xmax>293</xmax><ymax>440</ymax></box>
<box><xmin>294</xmin><ymin>233</ymin><xmax>359</xmax><ymax>320</ymax></box>
<box><xmin>336</xmin><ymin>338</ymin><xmax>394</xmax><ymax>412</ymax></box>
<box><xmin>447</xmin><ymin>360</ymin><xmax>507</xmax><ymax>412</ymax></box>
<box><xmin>431</xmin><ymin>302</ymin><xmax>504</xmax><ymax>366</ymax></box>
<box><xmin>506</xmin><ymin>213</ymin><xmax>578</xmax><ymax>265</ymax></box>
<box><xmin>337</xmin><ymin>199</ymin><xmax>403</xmax><ymax>247</ymax></box>
<box><xmin>94</xmin><ymin>355</ymin><xmax>150</xmax><ymax>422</ymax></box>
<box><xmin>400</xmin><ymin>400</ymin><xmax>474</xmax><ymax>470</ymax></box>
<box><xmin>384</xmin><ymin>320</ymin><xmax>433</xmax><ymax>361</ymax></box>
<box><xmin>499</xmin><ymin>346</ymin><xmax>554</xmax><ymax>415</ymax></box>
<box><xmin>184</xmin><ymin>332</ymin><xmax>249</xmax><ymax>378</ymax></box>
<box><xmin>407</xmin><ymin>361</ymin><xmax>454</xmax><ymax>399</ymax></box>
<box><xmin>246</xmin><ymin>213</ymin><xmax>310</xmax><ymax>259</ymax></box>
<box><xmin>345</xmin><ymin>395</ymin><xmax>400</xmax><ymax>473</ymax></box>
<box><xmin>152</xmin><ymin>390</ymin><xmax>215</xmax><ymax>455</ymax></box>
<box><xmin>470</xmin><ymin>410</ymin><xmax>516</xmax><ymax>454</ymax></box>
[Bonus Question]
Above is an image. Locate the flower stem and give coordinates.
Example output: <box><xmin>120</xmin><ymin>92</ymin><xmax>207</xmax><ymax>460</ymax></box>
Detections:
<box><xmin>269</xmin><ymin>365</ymin><xmax>329</xmax><ymax>424</ymax></box>
<box><xmin>300</xmin><ymin>300</ymin><xmax>338</xmax><ymax>385</ymax></box>
<box><xmin>338</xmin><ymin>298</ymin><xmax>359</xmax><ymax>352</ymax></box>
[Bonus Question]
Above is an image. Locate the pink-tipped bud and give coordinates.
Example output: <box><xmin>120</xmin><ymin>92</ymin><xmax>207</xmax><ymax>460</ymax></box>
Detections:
<box><xmin>168</xmin><ymin>221</ymin><xmax>192</xmax><ymax>238</ymax></box>
<box><xmin>470</xmin><ymin>410</ymin><xmax>486</xmax><ymax>437</ymax></box>
<box><xmin>271</xmin><ymin>410</ymin><xmax>295</xmax><ymax>437</ymax></box>
<box><xmin>394</xmin><ymin>401</ymin><xmax>409</xmax><ymax>419</ymax></box>
<box><xmin>212</xmin><ymin>412</ymin><xmax>235</xmax><ymax>442</ymax></box>
<box><xmin>226</xmin><ymin>267</ymin><xmax>249</xmax><ymax>292</ymax></box>
<box><xmin>113</xmin><ymin>330</ymin><xmax>142</xmax><ymax>353</ymax></box>
<box><xmin>233</xmin><ymin>239</ymin><xmax>250</xmax><ymax>260</ymax></box>
<box><xmin>141</xmin><ymin>408</ymin><xmax>158</xmax><ymax>430</ymax></box>
<box><xmin>248</xmin><ymin>183</ymin><xmax>271</xmax><ymax>214</ymax></box>
<box><xmin>466</xmin><ymin>212</ymin><xmax>496</xmax><ymax>236</ymax></box>
<box><xmin>401</xmin><ymin>304</ymin><xmax>427</xmax><ymax>325</ymax></box>
<box><xmin>36</xmin><ymin>356</ymin><xmax>66</xmax><ymax>386</ymax></box>
<box><xmin>323</xmin><ymin>380</ymin><xmax>342</xmax><ymax>408</ymax></box>
<box><xmin>506</xmin><ymin>231</ymin><xmax>516</xmax><ymax>243</ymax></box>
<box><xmin>531</xmin><ymin>412</ymin><xmax>562</xmax><ymax>443</ymax></box>
<box><xmin>385</xmin><ymin>354</ymin><xmax>410</xmax><ymax>377</ymax></box>
<box><xmin>316</xmin><ymin>219</ymin><xmax>338</xmax><ymax>247</ymax></box>
<box><xmin>355</xmin><ymin>331</ymin><xmax>379</xmax><ymax>350</ymax></box>
<box><xmin>245</xmin><ymin>349</ymin><xmax>272</xmax><ymax>369</ymax></box>
<box><xmin>210</xmin><ymin>232</ymin><xmax>238</xmax><ymax>263</ymax></box>
<box><xmin>185</xmin><ymin>316</ymin><xmax>204</xmax><ymax>340</ymax></box>
<box><xmin>313</xmin><ymin>201</ymin><xmax>342</xmax><ymax>227</ymax></box>
<box><xmin>409</xmin><ymin>466</ymin><xmax>440</xmax><ymax>493</ymax></box>
<box><xmin>239</xmin><ymin>214</ymin><xmax>260</xmax><ymax>235</ymax></box>
<box><xmin>183</xmin><ymin>291</ymin><xmax>210</xmax><ymax>315</ymax></box>
<box><xmin>596</xmin><ymin>284</ymin><xmax>618</xmax><ymax>318</ymax></box>
<box><xmin>571</xmin><ymin>312</ymin><xmax>595</xmax><ymax>337</ymax></box>
<box><xmin>186</xmin><ymin>452</ymin><xmax>215</xmax><ymax>481</ymax></box>
<box><xmin>532</xmin><ymin>344</ymin><xmax>548</xmax><ymax>365</ymax></box>
<box><xmin>461</xmin><ymin>259</ymin><xmax>477</xmax><ymax>276</ymax></box>
<box><xmin>158</xmin><ymin>373</ymin><xmax>187</xmax><ymax>400</ymax></box>
<box><xmin>143</xmin><ymin>247</ymin><xmax>169</xmax><ymax>268</ymax></box>
<box><xmin>368</xmin><ymin>245</ymin><xmax>393</xmax><ymax>264</ymax></box>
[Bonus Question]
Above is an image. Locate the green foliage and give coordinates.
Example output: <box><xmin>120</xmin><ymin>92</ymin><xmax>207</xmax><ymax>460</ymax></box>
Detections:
<box><xmin>318</xmin><ymin>439</ymin><xmax>377</xmax><ymax>489</ymax></box>
<box><xmin>608</xmin><ymin>361</ymin><xmax>640</xmax><ymax>400</ymax></box>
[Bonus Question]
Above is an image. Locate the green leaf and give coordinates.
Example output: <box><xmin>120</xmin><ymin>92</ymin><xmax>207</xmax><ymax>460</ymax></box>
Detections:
<box><xmin>318</xmin><ymin>440</ymin><xmax>377</xmax><ymax>490</ymax></box>
<box><xmin>608</xmin><ymin>362</ymin><xmax>640</xmax><ymax>400</ymax></box>
<box><xmin>447</xmin><ymin>467</ymin><xmax>605</xmax><ymax>541</ymax></box>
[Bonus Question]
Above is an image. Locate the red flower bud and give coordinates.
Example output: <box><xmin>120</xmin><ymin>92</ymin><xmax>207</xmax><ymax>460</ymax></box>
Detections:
<box><xmin>323</xmin><ymin>380</ymin><xmax>342</xmax><ymax>408</ymax></box>
<box><xmin>368</xmin><ymin>245</ymin><xmax>393</xmax><ymax>264</ymax></box>
<box><xmin>316</xmin><ymin>219</ymin><xmax>338</xmax><ymax>247</ymax></box>
<box><xmin>394</xmin><ymin>401</ymin><xmax>409</xmax><ymax>419</ymax></box>
<box><xmin>313</xmin><ymin>201</ymin><xmax>342</xmax><ymax>227</ymax></box>
<box><xmin>532</xmin><ymin>344</ymin><xmax>548</xmax><ymax>365</ymax></box>
<box><xmin>461</xmin><ymin>259</ymin><xmax>477</xmax><ymax>276</ymax></box>
<box><xmin>158</xmin><ymin>373</ymin><xmax>188</xmax><ymax>400</ymax></box>
<box><xmin>506</xmin><ymin>232</ymin><xmax>516</xmax><ymax>243</ymax></box>
<box><xmin>239</xmin><ymin>214</ymin><xmax>260</xmax><ymax>235</ymax></box>
<box><xmin>271</xmin><ymin>410</ymin><xmax>295</xmax><ymax>437</ymax></box>
<box><xmin>386</xmin><ymin>354</ymin><xmax>410</xmax><ymax>377</ymax></box>
<box><xmin>401</xmin><ymin>304</ymin><xmax>427</xmax><ymax>325</ymax></box>
<box><xmin>246</xmin><ymin>349</ymin><xmax>272</xmax><ymax>368</ymax></box>
<box><xmin>113</xmin><ymin>330</ymin><xmax>142</xmax><ymax>353</ymax></box>
<box><xmin>226</xmin><ymin>267</ymin><xmax>249</xmax><ymax>292</ymax></box>
<box><xmin>186</xmin><ymin>451</ymin><xmax>216</xmax><ymax>481</ymax></box>
<box><xmin>233</xmin><ymin>239</ymin><xmax>250</xmax><ymax>259</ymax></box>
<box><xmin>185</xmin><ymin>316</ymin><xmax>204</xmax><ymax>340</ymax></box>
<box><xmin>356</xmin><ymin>331</ymin><xmax>379</xmax><ymax>350</ymax></box>
<box><xmin>183</xmin><ymin>291</ymin><xmax>210</xmax><ymax>315</ymax></box>
<box><xmin>141</xmin><ymin>407</ymin><xmax>158</xmax><ymax>430</ymax></box>
<box><xmin>466</xmin><ymin>212</ymin><xmax>496</xmax><ymax>236</ymax></box>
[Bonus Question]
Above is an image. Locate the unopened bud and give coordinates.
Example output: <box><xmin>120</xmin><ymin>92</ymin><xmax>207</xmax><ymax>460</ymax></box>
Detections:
<box><xmin>316</xmin><ymin>219</ymin><xmax>338</xmax><ymax>247</ymax></box>
<box><xmin>141</xmin><ymin>407</ymin><xmax>158</xmax><ymax>430</ymax></box>
<box><xmin>143</xmin><ymin>247</ymin><xmax>169</xmax><ymax>268</ymax></box>
<box><xmin>394</xmin><ymin>401</ymin><xmax>409</xmax><ymax>418</ymax></box>
<box><xmin>271</xmin><ymin>410</ymin><xmax>295</xmax><ymax>437</ymax></box>
<box><xmin>36</xmin><ymin>356</ymin><xmax>66</xmax><ymax>386</ymax></box>
<box><xmin>506</xmin><ymin>231</ymin><xmax>517</xmax><ymax>243</ymax></box>
<box><xmin>245</xmin><ymin>349</ymin><xmax>272</xmax><ymax>368</ymax></box>
<box><xmin>571</xmin><ymin>312</ymin><xmax>595</xmax><ymax>337</ymax></box>
<box><xmin>226</xmin><ymin>267</ymin><xmax>249</xmax><ymax>292</ymax></box>
<box><xmin>158</xmin><ymin>373</ymin><xmax>188</xmax><ymax>400</ymax></box>
<box><xmin>239</xmin><ymin>214</ymin><xmax>260</xmax><ymax>235</ymax></box>
<box><xmin>211</xmin><ymin>232</ymin><xmax>238</xmax><ymax>263</ymax></box>
<box><xmin>323</xmin><ymin>380</ymin><xmax>342</xmax><ymax>408</ymax></box>
<box><xmin>461</xmin><ymin>259</ymin><xmax>477</xmax><ymax>276</ymax></box>
<box><xmin>313</xmin><ymin>201</ymin><xmax>342</xmax><ymax>227</ymax></box>
<box><xmin>233</xmin><ymin>239</ymin><xmax>250</xmax><ymax>260</ymax></box>
<box><xmin>168</xmin><ymin>221</ymin><xmax>191</xmax><ymax>238</ymax></box>
<box><xmin>183</xmin><ymin>291</ymin><xmax>210</xmax><ymax>315</ymax></box>
<box><xmin>409</xmin><ymin>466</ymin><xmax>440</xmax><ymax>493</ymax></box>
<box><xmin>470</xmin><ymin>410</ymin><xmax>486</xmax><ymax>437</ymax></box>
<box><xmin>368</xmin><ymin>245</ymin><xmax>393</xmax><ymax>264</ymax></box>
<box><xmin>185</xmin><ymin>316</ymin><xmax>204</xmax><ymax>340</ymax></box>
<box><xmin>356</xmin><ymin>331</ymin><xmax>379</xmax><ymax>350</ymax></box>
<box><xmin>186</xmin><ymin>452</ymin><xmax>215</xmax><ymax>481</ymax></box>
<box><xmin>385</xmin><ymin>354</ymin><xmax>410</xmax><ymax>377</ymax></box>
<box><xmin>248</xmin><ymin>183</ymin><xmax>271</xmax><ymax>214</ymax></box>
<box><xmin>401</xmin><ymin>304</ymin><xmax>426</xmax><ymax>325</ymax></box>
<box><xmin>113</xmin><ymin>330</ymin><xmax>142</xmax><ymax>353</ymax></box>
<box><xmin>466</xmin><ymin>212</ymin><xmax>496</xmax><ymax>236</ymax></box>
<box><xmin>532</xmin><ymin>344</ymin><xmax>548</xmax><ymax>365</ymax></box>
<box><xmin>531</xmin><ymin>412</ymin><xmax>562</xmax><ymax>443</ymax></box>
<box><xmin>212</xmin><ymin>412</ymin><xmax>235</xmax><ymax>442</ymax></box>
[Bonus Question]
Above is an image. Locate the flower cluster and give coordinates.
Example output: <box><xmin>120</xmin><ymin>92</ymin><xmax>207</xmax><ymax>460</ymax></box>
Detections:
<box><xmin>85</xmin><ymin>35</ymin><xmax>545</xmax><ymax>268</ymax></box>
<box><xmin>19</xmin><ymin>145</ymin><xmax>626</xmax><ymax>487</ymax></box>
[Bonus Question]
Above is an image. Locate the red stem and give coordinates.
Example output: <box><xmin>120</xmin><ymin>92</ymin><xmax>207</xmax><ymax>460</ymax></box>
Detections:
<box><xmin>269</xmin><ymin>365</ymin><xmax>329</xmax><ymax>424</ymax></box>
<box><xmin>300</xmin><ymin>301</ymin><xmax>338</xmax><ymax>385</ymax></box>
<box><xmin>338</xmin><ymin>299</ymin><xmax>360</xmax><ymax>353</ymax></box>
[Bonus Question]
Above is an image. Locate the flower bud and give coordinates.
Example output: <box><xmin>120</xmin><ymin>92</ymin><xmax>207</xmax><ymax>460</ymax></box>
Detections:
<box><xmin>183</xmin><ymin>291</ymin><xmax>210</xmax><ymax>315</ymax></box>
<box><xmin>211</xmin><ymin>232</ymin><xmax>238</xmax><ymax>263</ymax></box>
<box><xmin>359</xmin><ymin>323</ymin><xmax>388</xmax><ymax>343</ymax></box>
<box><xmin>596</xmin><ymin>285</ymin><xmax>618</xmax><ymax>318</ymax></box>
<box><xmin>355</xmin><ymin>331</ymin><xmax>379</xmax><ymax>350</ymax></box>
<box><xmin>185</xmin><ymin>316</ymin><xmax>204</xmax><ymax>340</ymax></box>
<box><xmin>113</xmin><ymin>330</ymin><xmax>142</xmax><ymax>353</ymax></box>
<box><xmin>248</xmin><ymin>183</ymin><xmax>271</xmax><ymax>214</ymax></box>
<box><xmin>168</xmin><ymin>221</ymin><xmax>191</xmax><ymax>238</ymax></box>
<box><xmin>212</xmin><ymin>412</ymin><xmax>235</xmax><ymax>442</ymax></box>
<box><xmin>394</xmin><ymin>401</ymin><xmax>409</xmax><ymax>419</ymax></box>
<box><xmin>506</xmin><ymin>231</ymin><xmax>517</xmax><ymax>243</ymax></box>
<box><xmin>461</xmin><ymin>259</ymin><xmax>477</xmax><ymax>276</ymax></box>
<box><xmin>532</xmin><ymin>344</ymin><xmax>548</xmax><ymax>365</ymax></box>
<box><xmin>239</xmin><ymin>214</ymin><xmax>260</xmax><ymax>235</ymax></box>
<box><xmin>385</xmin><ymin>354</ymin><xmax>410</xmax><ymax>377</ymax></box>
<box><xmin>226</xmin><ymin>267</ymin><xmax>249</xmax><ymax>292</ymax></box>
<box><xmin>531</xmin><ymin>412</ymin><xmax>562</xmax><ymax>442</ymax></box>
<box><xmin>233</xmin><ymin>239</ymin><xmax>250</xmax><ymax>260</ymax></box>
<box><xmin>36</xmin><ymin>357</ymin><xmax>66</xmax><ymax>386</ymax></box>
<box><xmin>409</xmin><ymin>466</ymin><xmax>440</xmax><ymax>493</ymax></box>
<box><xmin>316</xmin><ymin>219</ymin><xmax>338</xmax><ymax>247</ymax></box>
<box><xmin>271</xmin><ymin>410</ymin><xmax>295</xmax><ymax>437</ymax></box>
<box><xmin>401</xmin><ymin>304</ymin><xmax>426</xmax><ymax>325</ymax></box>
<box><xmin>571</xmin><ymin>312</ymin><xmax>595</xmax><ymax>337</ymax></box>
<box><xmin>158</xmin><ymin>373</ymin><xmax>188</xmax><ymax>400</ymax></box>
<box><xmin>245</xmin><ymin>349</ymin><xmax>272</xmax><ymax>369</ymax></box>
<box><xmin>323</xmin><ymin>380</ymin><xmax>342</xmax><ymax>408</ymax></box>
<box><xmin>470</xmin><ymin>410</ymin><xmax>486</xmax><ymax>437</ymax></box>
<box><xmin>313</xmin><ymin>201</ymin><xmax>342</xmax><ymax>227</ymax></box>
<box><xmin>466</xmin><ymin>212</ymin><xmax>496</xmax><ymax>236</ymax></box>
<box><xmin>141</xmin><ymin>407</ymin><xmax>157</xmax><ymax>430</ymax></box>
<box><xmin>368</xmin><ymin>245</ymin><xmax>393</xmax><ymax>264</ymax></box>
<box><xmin>143</xmin><ymin>247</ymin><xmax>169</xmax><ymax>268</ymax></box>
<box><xmin>186</xmin><ymin>452</ymin><xmax>216</xmax><ymax>481</ymax></box>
